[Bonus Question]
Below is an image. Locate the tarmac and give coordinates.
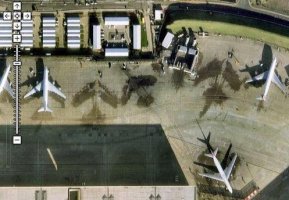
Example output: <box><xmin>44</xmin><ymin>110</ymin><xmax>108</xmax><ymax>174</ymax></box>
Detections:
<box><xmin>0</xmin><ymin>35</ymin><xmax>289</xmax><ymax>198</ymax></box>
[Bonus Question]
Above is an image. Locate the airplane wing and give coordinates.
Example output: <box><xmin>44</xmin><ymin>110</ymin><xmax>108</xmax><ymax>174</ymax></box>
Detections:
<box><xmin>24</xmin><ymin>82</ymin><xmax>42</xmax><ymax>98</ymax></box>
<box><xmin>272</xmin><ymin>73</ymin><xmax>287</xmax><ymax>94</ymax></box>
<box><xmin>4</xmin><ymin>80</ymin><xmax>14</xmax><ymax>98</ymax></box>
<box><xmin>224</xmin><ymin>154</ymin><xmax>237</xmax><ymax>179</ymax></box>
<box><xmin>48</xmin><ymin>81</ymin><xmax>66</xmax><ymax>99</ymax></box>
<box><xmin>246</xmin><ymin>71</ymin><xmax>268</xmax><ymax>83</ymax></box>
<box><xmin>199</xmin><ymin>172</ymin><xmax>224</xmax><ymax>182</ymax></box>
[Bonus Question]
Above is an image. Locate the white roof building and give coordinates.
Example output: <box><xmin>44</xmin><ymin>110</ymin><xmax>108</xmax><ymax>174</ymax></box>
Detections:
<box><xmin>178</xmin><ymin>45</ymin><xmax>187</xmax><ymax>53</ymax></box>
<box><xmin>155</xmin><ymin>10</ymin><xmax>163</xmax><ymax>21</ymax></box>
<box><xmin>42</xmin><ymin>16</ymin><xmax>56</xmax><ymax>48</ymax></box>
<box><xmin>67</xmin><ymin>26</ymin><xmax>80</xmax><ymax>34</ymax></box>
<box><xmin>0</xmin><ymin>186</ymin><xmax>197</xmax><ymax>200</ymax></box>
<box><xmin>162</xmin><ymin>32</ymin><xmax>174</xmax><ymax>49</ymax></box>
<box><xmin>154</xmin><ymin>4</ymin><xmax>164</xmax><ymax>21</ymax></box>
<box><xmin>42</xmin><ymin>17</ymin><xmax>56</xmax><ymax>23</ymax></box>
<box><xmin>0</xmin><ymin>19</ymin><xmax>12</xmax><ymax>47</ymax></box>
<box><xmin>21</xmin><ymin>20</ymin><xmax>33</xmax><ymax>48</ymax></box>
<box><xmin>0</xmin><ymin>22</ymin><xmax>12</xmax><ymax>27</ymax></box>
<box><xmin>93</xmin><ymin>25</ymin><xmax>101</xmax><ymax>50</ymax></box>
<box><xmin>133</xmin><ymin>25</ymin><xmax>141</xmax><ymax>50</ymax></box>
<box><xmin>104</xmin><ymin>17</ymin><xmax>129</xmax><ymax>26</ymax></box>
<box><xmin>188</xmin><ymin>48</ymin><xmax>197</xmax><ymax>55</ymax></box>
<box><xmin>67</xmin><ymin>16</ymin><xmax>81</xmax><ymax>48</ymax></box>
<box><xmin>67</xmin><ymin>17</ymin><xmax>80</xmax><ymax>23</ymax></box>
<box><xmin>105</xmin><ymin>48</ymin><xmax>129</xmax><ymax>57</ymax></box>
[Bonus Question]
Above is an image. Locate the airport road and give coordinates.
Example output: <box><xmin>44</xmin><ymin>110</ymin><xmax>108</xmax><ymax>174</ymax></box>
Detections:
<box><xmin>143</xmin><ymin>9</ymin><xmax>153</xmax><ymax>52</ymax></box>
<box><xmin>1</xmin><ymin>35</ymin><xmax>289</xmax><ymax>196</ymax></box>
<box><xmin>57</xmin><ymin>11</ymin><xmax>65</xmax><ymax>48</ymax></box>
<box><xmin>33</xmin><ymin>12</ymin><xmax>41</xmax><ymax>48</ymax></box>
<box><xmin>81</xmin><ymin>11</ymin><xmax>89</xmax><ymax>48</ymax></box>
<box><xmin>237</xmin><ymin>0</ymin><xmax>289</xmax><ymax>22</ymax></box>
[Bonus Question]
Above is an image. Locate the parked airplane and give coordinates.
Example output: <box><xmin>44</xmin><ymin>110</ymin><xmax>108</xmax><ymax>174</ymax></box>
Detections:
<box><xmin>246</xmin><ymin>57</ymin><xmax>287</xmax><ymax>101</ymax></box>
<box><xmin>199</xmin><ymin>148</ymin><xmax>237</xmax><ymax>194</ymax></box>
<box><xmin>0</xmin><ymin>64</ymin><xmax>14</xmax><ymax>98</ymax></box>
<box><xmin>197</xmin><ymin>131</ymin><xmax>214</xmax><ymax>153</ymax></box>
<box><xmin>24</xmin><ymin>66</ymin><xmax>66</xmax><ymax>112</ymax></box>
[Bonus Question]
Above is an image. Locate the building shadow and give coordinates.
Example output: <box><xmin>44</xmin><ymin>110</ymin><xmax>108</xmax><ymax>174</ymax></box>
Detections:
<box><xmin>253</xmin><ymin>166</ymin><xmax>289</xmax><ymax>200</ymax></box>
<box><xmin>0</xmin><ymin>124</ymin><xmax>187</xmax><ymax>186</ymax></box>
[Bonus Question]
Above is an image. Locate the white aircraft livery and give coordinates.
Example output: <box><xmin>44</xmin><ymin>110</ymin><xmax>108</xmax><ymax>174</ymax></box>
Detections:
<box><xmin>24</xmin><ymin>66</ymin><xmax>66</xmax><ymax>112</ymax></box>
<box><xmin>246</xmin><ymin>57</ymin><xmax>287</xmax><ymax>101</ymax></box>
<box><xmin>199</xmin><ymin>148</ymin><xmax>237</xmax><ymax>194</ymax></box>
<box><xmin>0</xmin><ymin>64</ymin><xmax>14</xmax><ymax>98</ymax></box>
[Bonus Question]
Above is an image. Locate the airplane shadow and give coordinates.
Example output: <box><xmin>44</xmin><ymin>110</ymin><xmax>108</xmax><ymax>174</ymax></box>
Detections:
<box><xmin>239</xmin><ymin>43</ymin><xmax>272</xmax><ymax>88</ymax></box>
<box><xmin>197</xmin><ymin>131</ymin><xmax>214</xmax><ymax>153</ymax></box>
<box><xmin>21</xmin><ymin>57</ymin><xmax>44</xmax><ymax>89</ymax></box>
<box><xmin>121</xmin><ymin>69</ymin><xmax>157</xmax><ymax>107</ymax></box>
<box><xmin>72</xmin><ymin>80</ymin><xmax>97</xmax><ymax>107</ymax></box>
<box><xmin>80</xmin><ymin>101</ymin><xmax>106</xmax><ymax>124</ymax></box>
<box><xmin>21</xmin><ymin>57</ymin><xmax>44</xmax><ymax>104</ymax></box>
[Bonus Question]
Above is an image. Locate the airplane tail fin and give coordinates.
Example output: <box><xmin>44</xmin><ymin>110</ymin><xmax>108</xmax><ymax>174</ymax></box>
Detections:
<box><xmin>197</xmin><ymin>132</ymin><xmax>211</xmax><ymax>144</ymax></box>
<box><xmin>205</xmin><ymin>147</ymin><xmax>218</xmax><ymax>158</ymax></box>
<box><xmin>256</xmin><ymin>95</ymin><xmax>265</xmax><ymax>101</ymax></box>
<box><xmin>38</xmin><ymin>106</ymin><xmax>52</xmax><ymax>113</ymax></box>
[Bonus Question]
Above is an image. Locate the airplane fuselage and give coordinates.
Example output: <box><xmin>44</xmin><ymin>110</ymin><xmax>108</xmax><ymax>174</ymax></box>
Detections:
<box><xmin>0</xmin><ymin>65</ymin><xmax>10</xmax><ymax>93</ymax></box>
<box><xmin>42</xmin><ymin>67</ymin><xmax>49</xmax><ymax>110</ymax></box>
<box><xmin>262</xmin><ymin>58</ymin><xmax>277</xmax><ymax>100</ymax></box>
<box><xmin>212</xmin><ymin>155</ymin><xmax>233</xmax><ymax>193</ymax></box>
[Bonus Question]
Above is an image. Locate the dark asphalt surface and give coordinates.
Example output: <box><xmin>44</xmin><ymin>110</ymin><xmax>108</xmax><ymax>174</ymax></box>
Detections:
<box><xmin>167</xmin><ymin>3</ymin><xmax>289</xmax><ymax>28</ymax></box>
<box><xmin>0</xmin><ymin>124</ymin><xmax>187</xmax><ymax>186</ymax></box>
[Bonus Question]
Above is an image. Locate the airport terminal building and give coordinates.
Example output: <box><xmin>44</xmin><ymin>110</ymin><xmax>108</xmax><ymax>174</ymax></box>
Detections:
<box><xmin>0</xmin><ymin>186</ymin><xmax>196</xmax><ymax>200</ymax></box>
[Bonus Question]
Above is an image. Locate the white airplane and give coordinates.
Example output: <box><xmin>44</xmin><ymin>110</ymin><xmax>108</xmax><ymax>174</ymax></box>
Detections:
<box><xmin>0</xmin><ymin>64</ymin><xmax>14</xmax><ymax>98</ymax></box>
<box><xmin>246</xmin><ymin>57</ymin><xmax>287</xmax><ymax>101</ymax></box>
<box><xmin>199</xmin><ymin>148</ymin><xmax>237</xmax><ymax>194</ymax></box>
<box><xmin>24</xmin><ymin>66</ymin><xmax>66</xmax><ymax>112</ymax></box>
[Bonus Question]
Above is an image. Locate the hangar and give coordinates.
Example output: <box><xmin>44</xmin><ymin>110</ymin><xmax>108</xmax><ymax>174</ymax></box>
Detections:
<box><xmin>0</xmin><ymin>19</ymin><xmax>12</xmax><ymax>48</ymax></box>
<box><xmin>92</xmin><ymin>24</ymin><xmax>101</xmax><ymax>50</ymax></box>
<box><xmin>42</xmin><ymin>16</ymin><xmax>56</xmax><ymax>48</ymax></box>
<box><xmin>105</xmin><ymin>47</ymin><xmax>129</xmax><ymax>57</ymax></box>
<box><xmin>162</xmin><ymin>32</ymin><xmax>174</xmax><ymax>49</ymax></box>
<box><xmin>104</xmin><ymin>17</ymin><xmax>130</xmax><ymax>26</ymax></box>
<box><xmin>66</xmin><ymin>16</ymin><xmax>81</xmax><ymax>48</ymax></box>
<box><xmin>21</xmin><ymin>20</ymin><xmax>33</xmax><ymax>48</ymax></box>
<box><xmin>154</xmin><ymin>4</ymin><xmax>164</xmax><ymax>21</ymax></box>
<box><xmin>0</xmin><ymin>186</ymin><xmax>196</xmax><ymax>200</ymax></box>
<box><xmin>133</xmin><ymin>25</ymin><xmax>141</xmax><ymax>50</ymax></box>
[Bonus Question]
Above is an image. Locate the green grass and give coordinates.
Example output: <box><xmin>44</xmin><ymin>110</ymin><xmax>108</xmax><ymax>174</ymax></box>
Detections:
<box><xmin>166</xmin><ymin>11</ymin><xmax>289</xmax><ymax>49</ymax></box>
<box><xmin>141</xmin><ymin>24</ymin><xmax>148</xmax><ymax>48</ymax></box>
